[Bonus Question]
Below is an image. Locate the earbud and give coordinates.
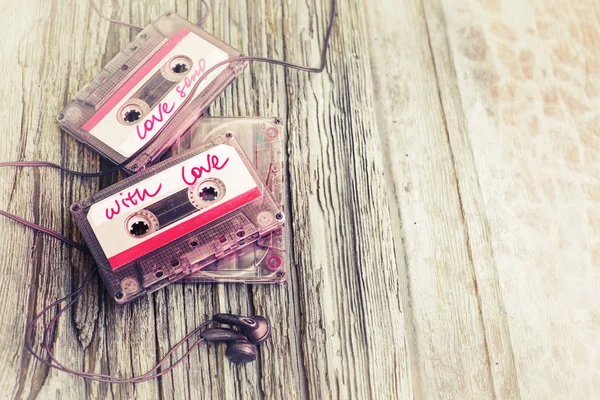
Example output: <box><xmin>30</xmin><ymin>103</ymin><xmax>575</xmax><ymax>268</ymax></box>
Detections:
<box><xmin>201</xmin><ymin>328</ymin><xmax>247</xmax><ymax>342</ymax></box>
<box><xmin>200</xmin><ymin>314</ymin><xmax>272</xmax><ymax>364</ymax></box>
<box><xmin>212</xmin><ymin>314</ymin><xmax>271</xmax><ymax>344</ymax></box>
<box><xmin>201</xmin><ymin>328</ymin><xmax>257</xmax><ymax>364</ymax></box>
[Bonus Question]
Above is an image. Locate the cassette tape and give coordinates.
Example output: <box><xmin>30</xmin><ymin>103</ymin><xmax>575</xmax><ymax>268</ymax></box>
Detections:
<box><xmin>71</xmin><ymin>132</ymin><xmax>284</xmax><ymax>304</ymax></box>
<box><xmin>171</xmin><ymin>117</ymin><xmax>288</xmax><ymax>283</ymax></box>
<box><xmin>58</xmin><ymin>12</ymin><xmax>247</xmax><ymax>174</ymax></box>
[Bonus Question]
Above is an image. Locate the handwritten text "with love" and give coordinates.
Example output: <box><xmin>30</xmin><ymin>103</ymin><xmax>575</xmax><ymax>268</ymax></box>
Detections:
<box><xmin>104</xmin><ymin>153</ymin><xmax>229</xmax><ymax>220</ymax></box>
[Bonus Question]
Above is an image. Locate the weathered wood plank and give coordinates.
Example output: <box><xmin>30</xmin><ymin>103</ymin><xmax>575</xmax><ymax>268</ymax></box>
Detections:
<box><xmin>365</xmin><ymin>0</ymin><xmax>502</xmax><ymax>398</ymax></box>
<box><xmin>0</xmin><ymin>0</ymin><xmax>107</xmax><ymax>398</ymax></box>
<box><xmin>421</xmin><ymin>1</ymin><xmax>523</xmax><ymax>398</ymax></box>
<box><xmin>437</xmin><ymin>0</ymin><xmax>600</xmax><ymax>398</ymax></box>
<box><xmin>281</xmin><ymin>0</ymin><xmax>411</xmax><ymax>397</ymax></box>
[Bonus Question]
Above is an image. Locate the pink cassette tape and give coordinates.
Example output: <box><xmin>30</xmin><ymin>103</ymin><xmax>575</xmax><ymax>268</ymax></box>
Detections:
<box><xmin>58</xmin><ymin>12</ymin><xmax>246</xmax><ymax>174</ymax></box>
<box><xmin>71</xmin><ymin>132</ymin><xmax>284</xmax><ymax>304</ymax></box>
<box><xmin>171</xmin><ymin>117</ymin><xmax>288</xmax><ymax>283</ymax></box>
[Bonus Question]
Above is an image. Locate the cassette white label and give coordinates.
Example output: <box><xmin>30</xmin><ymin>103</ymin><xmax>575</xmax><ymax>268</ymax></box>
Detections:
<box><xmin>82</xmin><ymin>29</ymin><xmax>228</xmax><ymax>157</ymax></box>
<box><xmin>87</xmin><ymin>144</ymin><xmax>261</xmax><ymax>269</ymax></box>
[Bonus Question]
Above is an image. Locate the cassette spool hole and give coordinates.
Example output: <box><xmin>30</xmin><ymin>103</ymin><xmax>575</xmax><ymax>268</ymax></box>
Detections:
<box><xmin>190</xmin><ymin>179</ymin><xmax>225</xmax><ymax>207</ymax></box>
<box><xmin>120</xmin><ymin>103</ymin><xmax>144</xmax><ymax>124</ymax></box>
<box><xmin>129</xmin><ymin>220</ymin><xmax>149</xmax><ymax>236</ymax></box>
<box><xmin>124</xmin><ymin>109</ymin><xmax>141</xmax><ymax>123</ymax></box>
<box><xmin>127</xmin><ymin>215</ymin><xmax>152</xmax><ymax>237</ymax></box>
<box><xmin>172</xmin><ymin>63</ymin><xmax>188</xmax><ymax>74</ymax></box>
<box><xmin>168</xmin><ymin>56</ymin><xmax>192</xmax><ymax>76</ymax></box>
<box><xmin>199</xmin><ymin>186</ymin><xmax>219</xmax><ymax>201</ymax></box>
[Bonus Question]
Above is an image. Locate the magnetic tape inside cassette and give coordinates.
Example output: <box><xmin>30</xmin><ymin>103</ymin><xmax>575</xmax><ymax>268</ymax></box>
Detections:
<box><xmin>58</xmin><ymin>12</ymin><xmax>247</xmax><ymax>174</ymax></box>
<box><xmin>71</xmin><ymin>132</ymin><xmax>284</xmax><ymax>304</ymax></box>
<box><xmin>171</xmin><ymin>117</ymin><xmax>289</xmax><ymax>284</ymax></box>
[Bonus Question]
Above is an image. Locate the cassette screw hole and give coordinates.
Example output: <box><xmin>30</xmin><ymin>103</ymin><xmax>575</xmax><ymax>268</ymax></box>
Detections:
<box><xmin>58</xmin><ymin>113</ymin><xmax>64</xmax><ymax>120</ymax></box>
<box><xmin>277</xmin><ymin>271</ymin><xmax>285</xmax><ymax>278</ymax></box>
<box><xmin>275</xmin><ymin>213</ymin><xmax>283</xmax><ymax>220</ymax></box>
<box><xmin>115</xmin><ymin>292</ymin><xmax>124</xmax><ymax>300</ymax></box>
<box><xmin>172</xmin><ymin>63</ymin><xmax>188</xmax><ymax>74</ymax></box>
<box><xmin>121</xmin><ymin>64</ymin><xmax>129</xmax><ymax>71</ymax></box>
<box><xmin>171</xmin><ymin>259</ymin><xmax>180</xmax><ymax>267</ymax></box>
<box><xmin>190</xmin><ymin>240</ymin><xmax>198</xmax><ymax>247</ymax></box>
<box><xmin>154</xmin><ymin>270</ymin><xmax>164</xmax><ymax>278</ymax></box>
<box><xmin>199</xmin><ymin>186</ymin><xmax>218</xmax><ymax>201</ymax></box>
<box><xmin>225</xmin><ymin>132</ymin><xmax>233</xmax><ymax>139</ymax></box>
<box><xmin>71</xmin><ymin>204</ymin><xmax>80</xmax><ymax>212</ymax></box>
<box><xmin>274</xmin><ymin>118</ymin><xmax>282</xmax><ymax>125</ymax></box>
<box><xmin>236</xmin><ymin>230</ymin><xmax>245</xmax><ymax>238</ymax></box>
<box><xmin>140</xmin><ymin>34</ymin><xmax>147</xmax><ymax>39</ymax></box>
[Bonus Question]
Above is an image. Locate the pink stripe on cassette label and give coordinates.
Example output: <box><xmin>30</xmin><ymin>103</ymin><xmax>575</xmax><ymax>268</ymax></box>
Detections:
<box><xmin>83</xmin><ymin>29</ymin><xmax>229</xmax><ymax>158</ymax></box>
<box><xmin>86</xmin><ymin>144</ymin><xmax>261</xmax><ymax>269</ymax></box>
<box><xmin>106</xmin><ymin>188</ymin><xmax>261</xmax><ymax>269</ymax></box>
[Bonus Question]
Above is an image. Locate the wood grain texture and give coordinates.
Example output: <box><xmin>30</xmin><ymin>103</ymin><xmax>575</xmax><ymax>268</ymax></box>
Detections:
<box><xmin>435</xmin><ymin>1</ymin><xmax>600</xmax><ymax>398</ymax></box>
<box><xmin>0</xmin><ymin>0</ymin><xmax>597</xmax><ymax>399</ymax></box>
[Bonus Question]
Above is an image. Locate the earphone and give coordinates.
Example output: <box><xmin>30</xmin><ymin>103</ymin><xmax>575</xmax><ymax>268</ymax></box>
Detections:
<box><xmin>202</xmin><ymin>314</ymin><xmax>272</xmax><ymax>363</ymax></box>
<box><xmin>26</xmin><ymin>306</ymin><xmax>272</xmax><ymax>383</ymax></box>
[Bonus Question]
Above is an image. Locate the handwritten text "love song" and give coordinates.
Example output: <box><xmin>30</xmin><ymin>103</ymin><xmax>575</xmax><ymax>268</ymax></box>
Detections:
<box><xmin>136</xmin><ymin>58</ymin><xmax>208</xmax><ymax>140</ymax></box>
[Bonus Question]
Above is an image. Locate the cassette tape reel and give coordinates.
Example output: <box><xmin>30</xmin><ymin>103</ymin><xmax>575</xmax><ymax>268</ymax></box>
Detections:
<box><xmin>58</xmin><ymin>12</ymin><xmax>247</xmax><ymax>174</ymax></box>
<box><xmin>71</xmin><ymin>133</ymin><xmax>284</xmax><ymax>304</ymax></box>
<box><xmin>172</xmin><ymin>117</ymin><xmax>288</xmax><ymax>283</ymax></box>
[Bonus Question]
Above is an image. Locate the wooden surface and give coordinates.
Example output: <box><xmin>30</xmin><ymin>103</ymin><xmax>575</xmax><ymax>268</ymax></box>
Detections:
<box><xmin>0</xmin><ymin>0</ymin><xmax>598</xmax><ymax>398</ymax></box>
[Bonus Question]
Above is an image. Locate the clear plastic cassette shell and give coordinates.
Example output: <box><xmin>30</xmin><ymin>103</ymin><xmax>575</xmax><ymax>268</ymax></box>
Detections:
<box><xmin>71</xmin><ymin>133</ymin><xmax>284</xmax><ymax>304</ymax></box>
<box><xmin>171</xmin><ymin>117</ymin><xmax>288</xmax><ymax>284</ymax></box>
<box><xmin>58</xmin><ymin>12</ymin><xmax>247</xmax><ymax>174</ymax></box>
